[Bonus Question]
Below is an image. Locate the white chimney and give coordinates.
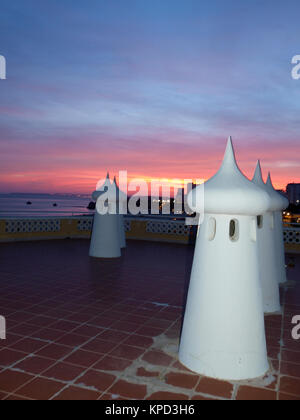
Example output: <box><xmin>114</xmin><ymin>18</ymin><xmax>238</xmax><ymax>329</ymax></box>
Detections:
<box><xmin>179</xmin><ymin>137</ymin><xmax>271</xmax><ymax>380</ymax></box>
<box><xmin>89</xmin><ymin>173</ymin><xmax>121</xmax><ymax>258</ymax></box>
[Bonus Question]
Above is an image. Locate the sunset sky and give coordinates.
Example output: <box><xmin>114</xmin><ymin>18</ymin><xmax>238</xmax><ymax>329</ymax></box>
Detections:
<box><xmin>0</xmin><ymin>0</ymin><xmax>299</xmax><ymax>193</ymax></box>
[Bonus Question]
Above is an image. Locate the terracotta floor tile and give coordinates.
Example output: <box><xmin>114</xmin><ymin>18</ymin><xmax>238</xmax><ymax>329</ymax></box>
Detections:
<box><xmin>42</xmin><ymin>362</ymin><xmax>84</xmax><ymax>382</ymax></box>
<box><xmin>109</xmin><ymin>344</ymin><xmax>145</xmax><ymax>361</ymax></box>
<box><xmin>55</xmin><ymin>333</ymin><xmax>89</xmax><ymax>347</ymax></box>
<box><xmin>135</xmin><ymin>326</ymin><xmax>164</xmax><ymax>338</ymax></box>
<box><xmin>11</xmin><ymin>338</ymin><xmax>48</xmax><ymax>354</ymax></box>
<box><xmin>88</xmin><ymin>316</ymin><xmax>115</xmax><ymax>329</ymax></box>
<box><xmin>0</xmin><ymin>369</ymin><xmax>34</xmax><ymax>393</ymax></box>
<box><xmin>196</xmin><ymin>377</ymin><xmax>233</xmax><ymax>399</ymax></box>
<box><xmin>93</xmin><ymin>355</ymin><xmax>132</xmax><ymax>371</ymax></box>
<box><xmin>165</xmin><ymin>371</ymin><xmax>199</xmax><ymax>390</ymax></box>
<box><xmin>105</xmin><ymin>311</ymin><xmax>124</xmax><ymax>321</ymax></box>
<box><xmin>14</xmin><ymin>356</ymin><xmax>56</xmax><ymax>375</ymax></box>
<box><xmin>72</xmin><ymin>325</ymin><xmax>104</xmax><ymax>338</ymax></box>
<box><xmin>109</xmin><ymin>379</ymin><xmax>147</xmax><ymax>399</ymax></box>
<box><xmin>279</xmin><ymin>392</ymin><xmax>300</xmax><ymax>400</ymax></box>
<box><xmin>10</xmin><ymin>323</ymin><xmax>42</xmax><ymax>337</ymax></box>
<box><xmin>82</xmin><ymin>338</ymin><xmax>117</xmax><ymax>354</ymax></box>
<box><xmin>281</xmin><ymin>361</ymin><xmax>300</xmax><ymax>378</ymax></box>
<box><xmin>31</xmin><ymin>328</ymin><xmax>65</xmax><ymax>342</ymax></box>
<box><xmin>36</xmin><ymin>343</ymin><xmax>73</xmax><ymax>360</ymax></box>
<box><xmin>265</xmin><ymin>327</ymin><xmax>282</xmax><ymax>339</ymax></box>
<box><xmin>26</xmin><ymin>316</ymin><xmax>56</xmax><ymax>328</ymax></box>
<box><xmin>142</xmin><ymin>350</ymin><xmax>173</xmax><ymax>367</ymax></box>
<box><xmin>155</xmin><ymin>311</ymin><xmax>181</xmax><ymax>322</ymax></box>
<box><xmin>64</xmin><ymin>349</ymin><xmax>103</xmax><ymax>368</ymax></box>
<box><xmin>123</xmin><ymin>314</ymin><xmax>148</xmax><ymax>325</ymax></box>
<box><xmin>8</xmin><ymin>312</ymin><xmax>35</xmax><ymax>323</ymax></box>
<box><xmin>122</xmin><ymin>335</ymin><xmax>153</xmax><ymax>349</ymax></box>
<box><xmin>48</xmin><ymin>320</ymin><xmax>79</xmax><ymax>333</ymax></box>
<box><xmin>113</xmin><ymin>304</ymin><xmax>136</xmax><ymax>314</ymax></box>
<box><xmin>17</xmin><ymin>377</ymin><xmax>65</xmax><ymax>400</ymax></box>
<box><xmin>64</xmin><ymin>313</ymin><xmax>95</xmax><ymax>324</ymax></box>
<box><xmin>147</xmin><ymin>391</ymin><xmax>189</xmax><ymax>400</ymax></box>
<box><xmin>281</xmin><ymin>349</ymin><xmax>300</xmax><ymax>364</ymax></box>
<box><xmin>137</xmin><ymin>367</ymin><xmax>160</xmax><ymax>378</ymax></box>
<box><xmin>236</xmin><ymin>385</ymin><xmax>277</xmax><ymax>400</ymax></box>
<box><xmin>282</xmin><ymin>339</ymin><xmax>300</xmax><ymax>352</ymax></box>
<box><xmin>266</xmin><ymin>336</ymin><xmax>281</xmax><ymax>348</ymax></box>
<box><xmin>111</xmin><ymin>321</ymin><xmax>139</xmax><ymax>334</ymax></box>
<box><xmin>0</xmin><ymin>333</ymin><xmax>23</xmax><ymax>348</ymax></box>
<box><xmin>75</xmin><ymin>369</ymin><xmax>116</xmax><ymax>392</ymax></box>
<box><xmin>133</xmin><ymin>308</ymin><xmax>157</xmax><ymax>319</ymax></box>
<box><xmin>54</xmin><ymin>385</ymin><xmax>101</xmax><ymax>400</ymax></box>
<box><xmin>44</xmin><ymin>309</ymin><xmax>73</xmax><ymax>319</ymax></box>
<box><xmin>98</xmin><ymin>329</ymin><xmax>130</xmax><ymax>343</ymax></box>
<box><xmin>145</xmin><ymin>318</ymin><xmax>173</xmax><ymax>329</ymax></box>
<box><xmin>0</xmin><ymin>349</ymin><xmax>27</xmax><ymax>367</ymax></box>
<box><xmin>280</xmin><ymin>376</ymin><xmax>300</xmax><ymax>397</ymax></box>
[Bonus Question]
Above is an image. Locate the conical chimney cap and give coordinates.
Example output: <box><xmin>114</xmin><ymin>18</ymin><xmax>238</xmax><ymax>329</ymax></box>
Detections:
<box><xmin>252</xmin><ymin>161</ymin><xmax>265</xmax><ymax>187</ymax></box>
<box><xmin>252</xmin><ymin>163</ymin><xmax>287</xmax><ymax>212</ymax></box>
<box><xmin>92</xmin><ymin>172</ymin><xmax>113</xmax><ymax>201</ymax></box>
<box><xmin>265</xmin><ymin>172</ymin><xmax>289</xmax><ymax>211</ymax></box>
<box><xmin>188</xmin><ymin>137</ymin><xmax>271</xmax><ymax>215</ymax></box>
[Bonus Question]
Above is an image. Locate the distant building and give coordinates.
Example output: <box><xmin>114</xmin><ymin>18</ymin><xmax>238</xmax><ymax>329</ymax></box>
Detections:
<box><xmin>286</xmin><ymin>183</ymin><xmax>300</xmax><ymax>205</ymax></box>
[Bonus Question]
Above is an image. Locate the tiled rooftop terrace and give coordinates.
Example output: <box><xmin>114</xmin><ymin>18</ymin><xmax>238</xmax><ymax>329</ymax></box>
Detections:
<box><xmin>0</xmin><ymin>239</ymin><xmax>299</xmax><ymax>400</ymax></box>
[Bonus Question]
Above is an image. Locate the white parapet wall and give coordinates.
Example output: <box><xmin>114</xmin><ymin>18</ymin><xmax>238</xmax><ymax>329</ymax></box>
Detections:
<box><xmin>0</xmin><ymin>216</ymin><xmax>299</xmax><ymax>251</ymax></box>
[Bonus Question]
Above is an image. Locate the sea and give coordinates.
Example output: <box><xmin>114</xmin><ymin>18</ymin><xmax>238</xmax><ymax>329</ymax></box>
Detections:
<box><xmin>0</xmin><ymin>196</ymin><xmax>95</xmax><ymax>218</ymax></box>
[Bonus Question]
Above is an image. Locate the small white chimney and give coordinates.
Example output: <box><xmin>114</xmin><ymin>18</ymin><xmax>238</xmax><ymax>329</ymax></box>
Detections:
<box><xmin>89</xmin><ymin>173</ymin><xmax>121</xmax><ymax>258</ymax></box>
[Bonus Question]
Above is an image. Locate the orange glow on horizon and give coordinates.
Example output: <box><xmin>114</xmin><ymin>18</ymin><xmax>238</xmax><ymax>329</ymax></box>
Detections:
<box><xmin>0</xmin><ymin>143</ymin><xmax>298</xmax><ymax>195</ymax></box>
<box><xmin>0</xmin><ymin>167</ymin><xmax>294</xmax><ymax>195</ymax></box>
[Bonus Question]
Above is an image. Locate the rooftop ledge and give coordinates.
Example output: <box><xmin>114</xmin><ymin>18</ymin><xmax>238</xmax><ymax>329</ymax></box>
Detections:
<box><xmin>0</xmin><ymin>215</ymin><xmax>299</xmax><ymax>254</ymax></box>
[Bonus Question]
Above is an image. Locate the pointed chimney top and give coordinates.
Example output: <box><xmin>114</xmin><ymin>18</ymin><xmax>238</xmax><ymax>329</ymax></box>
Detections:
<box><xmin>92</xmin><ymin>172</ymin><xmax>112</xmax><ymax>201</ymax></box>
<box><xmin>252</xmin><ymin>160</ymin><xmax>265</xmax><ymax>186</ymax></box>
<box><xmin>188</xmin><ymin>137</ymin><xmax>271</xmax><ymax>216</ymax></box>
<box><xmin>265</xmin><ymin>171</ymin><xmax>289</xmax><ymax>211</ymax></box>
<box><xmin>266</xmin><ymin>172</ymin><xmax>273</xmax><ymax>188</ymax></box>
<box><xmin>220</xmin><ymin>136</ymin><xmax>239</xmax><ymax>172</ymax></box>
